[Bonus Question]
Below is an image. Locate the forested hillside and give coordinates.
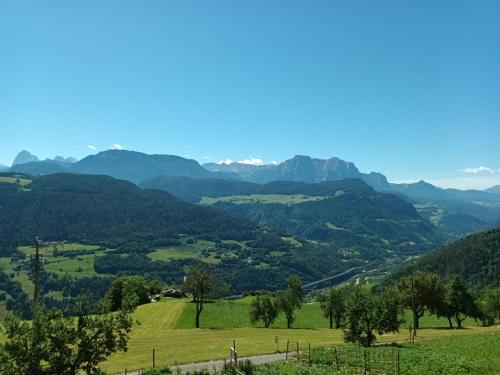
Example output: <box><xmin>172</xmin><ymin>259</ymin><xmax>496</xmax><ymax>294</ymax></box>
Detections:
<box><xmin>0</xmin><ymin>173</ymin><xmax>355</xmax><ymax>301</ymax></box>
<box><xmin>389</xmin><ymin>228</ymin><xmax>500</xmax><ymax>287</ymax></box>
<box><xmin>0</xmin><ymin>173</ymin><xmax>255</xmax><ymax>255</ymax></box>
<box><xmin>170</xmin><ymin>179</ymin><xmax>445</xmax><ymax>256</ymax></box>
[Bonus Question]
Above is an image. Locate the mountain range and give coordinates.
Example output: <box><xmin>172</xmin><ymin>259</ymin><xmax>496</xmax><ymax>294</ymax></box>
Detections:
<box><xmin>7</xmin><ymin>150</ymin><xmax>500</xmax><ymax>238</ymax></box>
<box><xmin>486</xmin><ymin>185</ymin><xmax>500</xmax><ymax>195</ymax></box>
<box><xmin>9</xmin><ymin>150</ymin><xmax>500</xmax><ymax>200</ymax></box>
<box><xmin>205</xmin><ymin>156</ymin><xmax>500</xmax><ymax>205</ymax></box>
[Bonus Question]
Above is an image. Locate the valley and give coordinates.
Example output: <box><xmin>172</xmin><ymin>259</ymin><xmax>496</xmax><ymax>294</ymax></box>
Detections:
<box><xmin>0</xmin><ymin>152</ymin><xmax>499</xmax><ymax>374</ymax></box>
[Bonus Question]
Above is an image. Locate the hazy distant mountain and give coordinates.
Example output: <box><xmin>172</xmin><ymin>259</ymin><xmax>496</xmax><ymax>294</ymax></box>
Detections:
<box><xmin>0</xmin><ymin>164</ymin><xmax>8</xmax><ymax>172</ymax></box>
<box><xmin>54</xmin><ymin>155</ymin><xmax>78</xmax><ymax>164</ymax></box>
<box><xmin>10</xmin><ymin>160</ymin><xmax>69</xmax><ymax>175</ymax></box>
<box><xmin>204</xmin><ymin>162</ymin><xmax>262</xmax><ymax>178</ymax></box>
<box><xmin>9</xmin><ymin>150</ymin><xmax>238</xmax><ymax>183</ymax></box>
<box><xmin>206</xmin><ymin>155</ymin><xmax>500</xmax><ymax>205</ymax></box>
<box><xmin>486</xmin><ymin>185</ymin><xmax>500</xmax><ymax>195</ymax></box>
<box><xmin>71</xmin><ymin>150</ymin><xmax>237</xmax><ymax>184</ymax></box>
<box><xmin>12</xmin><ymin>150</ymin><xmax>39</xmax><ymax>166</ymax></box>
<box><xmin>205</xmin><ymin>155</ymin><xmax>368</xmax><ymax>184</ymax></box>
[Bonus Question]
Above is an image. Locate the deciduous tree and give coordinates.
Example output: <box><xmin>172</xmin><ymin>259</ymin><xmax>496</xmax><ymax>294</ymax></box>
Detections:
<box><xmin>183</xmin><ymin>263</ymin><xmax>228</xmax><ymax>328</ymax></box>
<box><xmin>397</xmin><ymin>271</ymin><xmax>444</xmax><ymax>331</ymax></box>
<box><xmin>342</xmin><ymin>287</ymin><xmax>402</xmax><ymax>347</ymax></box>
<box><xmin>249</xmin><ymin>292</ymin><xmax>279</xmax><ymax>328</ymax></box>
<box><xmin>0</xmin><ymin>297</ymin><xmax>133</xmax><ymax>375</ymax></box>
<box><xmin>318</xmin><ymin>287</ymin><xmax>345</xmax><ymax>329</ymax></box>
<box><xmin>276</xmin><ymin>276</ymin><xmax>303</xmax><ymax>328</ymax></box>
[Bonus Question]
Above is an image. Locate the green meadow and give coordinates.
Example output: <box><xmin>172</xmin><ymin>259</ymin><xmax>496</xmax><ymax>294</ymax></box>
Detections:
<box><xmin>200</xmin><ymin>194</ymin><xmax>329</xmax><ymax>205</ymax></box>
<box><xmin>101</xmin><ymin>298</ymin><xmax>499</xmax><ymax>374</ymax></box>
<box><xmin>0</xmin><ymin>176</ymin><xmax>32</xmax><ymax>188</ymax></box>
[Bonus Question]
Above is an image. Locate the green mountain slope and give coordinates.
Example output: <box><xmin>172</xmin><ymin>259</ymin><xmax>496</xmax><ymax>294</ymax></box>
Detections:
<box><xmin>0</xmin><ymin>173</ymin><xmax>355</xmax><ymax>298</ymax></box>
<box><xmin>0</xmin><ymin>173</ymin><xmax>255</xmax><ymax>255</ymax></box>
<box><xmin>155</xmin><ymin>178</ymin><xmax>445</xmax><ymax>257</ymax></box>
<box><xmin>389</xmin><ymin>228</ymin><xmax>500</xmax><ymax>287</ymax></box>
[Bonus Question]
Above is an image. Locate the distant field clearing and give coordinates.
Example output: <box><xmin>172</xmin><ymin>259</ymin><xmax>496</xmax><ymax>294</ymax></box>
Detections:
<box><xmin>200</xmin><ymin>194</ymin><xmax>330</xmax><ymax>205</ymax></box>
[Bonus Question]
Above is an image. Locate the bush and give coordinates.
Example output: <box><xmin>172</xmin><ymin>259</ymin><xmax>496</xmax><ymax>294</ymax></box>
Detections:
<box><xmin>143</xmin><ymin>368</ymin><xmax>173</xmax><ymax>375</ymax></box>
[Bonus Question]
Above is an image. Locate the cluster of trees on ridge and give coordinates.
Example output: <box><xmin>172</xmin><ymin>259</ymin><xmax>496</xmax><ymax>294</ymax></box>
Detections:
<box><xmin>389</xmin><ymin>228</ymin><xmax>500</xmax><ymax>288</ymax></box>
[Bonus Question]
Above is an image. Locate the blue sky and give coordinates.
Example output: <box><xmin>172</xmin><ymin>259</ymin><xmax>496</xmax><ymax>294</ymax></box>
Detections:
<box><xmin>1</xmin><ymin>0</ymin><xmax>500</xmax><ymax>189</ymax></box>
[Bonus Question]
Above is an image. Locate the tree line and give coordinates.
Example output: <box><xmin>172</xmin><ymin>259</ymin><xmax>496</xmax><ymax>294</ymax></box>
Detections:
<box><xmin>248</xmin><ymin>271</ymin><xmax>500</xmax><ymax>347</ymax></box>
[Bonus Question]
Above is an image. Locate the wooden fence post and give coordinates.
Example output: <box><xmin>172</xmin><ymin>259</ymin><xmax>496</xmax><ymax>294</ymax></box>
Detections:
<box><xmin>286</xmin><ymin>339</ymin><xmax>289</xmax><ymax>361</ymax></box>
<box><xmin>153</xmin><ymin>348</ymin><xmax>156</xmax><ymax>368</ymax></box>
<box><xmin>397</xmin><ymin>349</ymin><xmax>400</xmax><ymax>375</ymax></box>
<box><xmin>364</xmin><ymin>349</ymin><xmax>367</xmax><ymax>375</ymax></box>
<box><xmin>233</xmin><ymin>339</ymin><xmax>238</xmax><ymax>364</ymax></box>
<box><xmin>334</xmin><ymin>346</ymin><xmax>339</xmax><ymax>371</ymax></box>
<box><xmin>296</xmin><ymin>342</ymin><xmax>300</xmax><ymax>362</ymax></box>
<box><xmin>308</xmin><ymin>343</ymin><xmax>311</xmax><ymax>366</ymax></box>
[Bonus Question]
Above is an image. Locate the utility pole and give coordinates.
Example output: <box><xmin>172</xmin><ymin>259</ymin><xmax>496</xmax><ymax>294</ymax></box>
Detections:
<box><xmin>411</xmin><ymin>274</ymin><xmax>416</xmax><ymax>342</ymax></box>
<box><xmin>33</xmin><ymin>236</ymin><xmax>41</xmax><ymax>315</ymax></box>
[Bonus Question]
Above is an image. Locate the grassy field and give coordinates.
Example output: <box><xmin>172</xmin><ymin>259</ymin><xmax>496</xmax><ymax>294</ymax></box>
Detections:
<box><xmin>175</xmin><ymin>298</ymin><xmax>478</xmax><ymax>330</ymax></box>
<box><xmin>18</xmin><ymin>242</ymin><xmax>101</xmax><ymax>256</ymax></box>
<box><xmin>254</xmin><ymin>333</ymin><xmax>500</xmax><ymax>375</ymax></box>
<box><xmin>148</xmin><ymin>246</ymin><xmax>200</xmax><ymax>261</ymax></box>
<box><xmin>43</xmin><ymin>252</ymin><xmax>105</xmax><ymax>278</ymax></box>
<box><xmin>147</xmin><ymin>239</ymin><xmax>223</xmax><ymax>264</ymax></box>
<box><xmin>0</xmin><ymin>256</ymin><xmax>35</xmax><ymax>297</ymax></box>
<box><xmin>16</xmin><ymin>242</ymin><xmax>106</xmax><ymax>279</ymax></box>
<box><xmin>0</xmin><ymin>242</ymin><xmax>107</xmax><ymax>319</ymax></box>
<box><xmin>0</xmin><ymin>176</ymin><xmax>32</xmax><ymax>187</ymax></box>
<box><xmin>399</xmin><ymin>332</ymin><xmax>500</xmax><ymax>374</ymax></box>
<box><xmin>200</xmin><ymin>194</ymin><xmax>329</xmax><ymax>205</ymax></box>
<box><xmin>101</xmin><ymin>298</ymin><xmax>498</xmax><ymax>374</ymax></box>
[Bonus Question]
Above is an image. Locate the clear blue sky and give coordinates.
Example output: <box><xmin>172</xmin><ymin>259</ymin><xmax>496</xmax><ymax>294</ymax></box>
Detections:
<box><xmin>1</xmin><ymin>0</ymin><xmax>500</xmax><ymax>189</ymax></box>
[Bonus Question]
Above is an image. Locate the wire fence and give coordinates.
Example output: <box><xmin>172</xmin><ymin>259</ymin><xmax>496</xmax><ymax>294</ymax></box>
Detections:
<box><xmin>310</xmin><ymin>345</ymin><xmax>400</xmax><ymax>375</ymax></box>
<box><xmin>121</xmin><ymin>340</ymin><xmax>401</xmax><ymax>375</ymax></box>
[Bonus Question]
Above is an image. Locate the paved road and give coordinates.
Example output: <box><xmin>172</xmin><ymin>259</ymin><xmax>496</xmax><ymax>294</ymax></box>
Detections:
<box><xmin>302</xmin><ymin>267</ymin><xmax>361</xmax><ymax>288</ymax></box>
<box><xmin>127</xmin><ymin>352</ymin><xmax>293</xmax><ymax>374</ymax></box>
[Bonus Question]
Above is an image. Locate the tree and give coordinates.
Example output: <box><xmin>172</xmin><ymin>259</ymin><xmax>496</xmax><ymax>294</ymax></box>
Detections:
<box><xmin>276</xmin><ymin>276</ymin><xmax>303</xmax><ymax>328</ymax></box>
<box><xmin>342</xmin><ymin>287</ymin><xmax>402</xmax><ymax>347</ymax></box>
<box><xmin>183</xmin><ymin>263</ymin><xmax>228</xmax><ymax>328</ymax></box>
<box><xmin>480</xmin><ymin>288</ymin><xmax>500</xmax><ymax>326</ymax></box>
<box><xmin>445</xmin><ymin>276</ymin><xmax>480</xmax><ymax>328</ymax></box>
<box><xmin>106</xmin><ymin>276</ymin><xmax>151</xmax><ymax>311</ymax></box>
<box><xmin>397</xmin><ymin>271</ymin><xmax>444</xmax><ymax>331</ymax></box>
<box><xmin>318</xmin><ymin>287</ymin><xmax>345</xmax><ymax>329</ymax></box>
<box><xmin>249</xmin><ymin>292</ymin><xmax>279</xmax><ymax>328</ymax></box>
<box><xmin>0</xmin><ymin>296</ymin><xmax>133</xmax><ymax>375</ymax></box>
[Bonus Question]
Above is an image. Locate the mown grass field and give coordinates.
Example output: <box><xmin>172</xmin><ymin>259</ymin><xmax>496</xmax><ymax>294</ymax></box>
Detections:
<box><xmin>175</xmin><ymin>298</ymin><xmax>477</xmax><ymax>330</ymax></box>
<box><xmin>17</xmin><ymin>242</ymin><xmax>106</xmax><ymax>279</ymax></box>
<box><xmin>18</xmin><ymin>242</ymin><xmax>101</xmax><ymax>256</ymax></box>
<box><xmin>0</xmin><ymin>176</ymin><xmax>32</xmax><ymax>187</ymax></box>
<box><xmin>199</xmin><ymin>194</ymin><xmax>329</xmax><ymax>205</ymax></box>
<box><xmin>43</xmin><ymin>252</ymin><xmax>105</xmax><ymax>278</ymax></box>
<box><xmin>147</xmin><ymin>239</ymin><xmax>225</xmax><ymax>264</ymax></box>
<box><xmin>102</xmin><ymin>298</ymin><xmax>499</xmax><ymax>374</ymax></box>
